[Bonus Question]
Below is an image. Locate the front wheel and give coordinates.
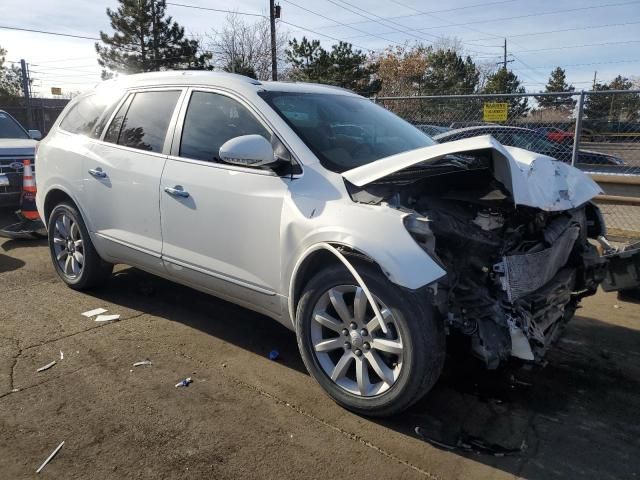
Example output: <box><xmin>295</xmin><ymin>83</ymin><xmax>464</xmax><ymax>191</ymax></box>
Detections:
<box><xmin>296</xmin><ymin>263</ymin><xmax>445</xmax><ymax>417</ymax></box>
<box><xmin>47</xmin><ymin>201</ymin><xmax>113</xmax><ymax>290</ymax></box>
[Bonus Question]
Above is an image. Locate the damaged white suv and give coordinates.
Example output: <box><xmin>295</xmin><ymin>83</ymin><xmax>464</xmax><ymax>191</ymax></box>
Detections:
<box><xmin>37</xmin><ymin>72</ymin><xmax>627</xmax><ymax>416</ymax></box>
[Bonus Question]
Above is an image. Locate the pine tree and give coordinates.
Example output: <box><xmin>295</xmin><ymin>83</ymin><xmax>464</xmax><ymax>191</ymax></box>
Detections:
<box><xmin>536</xmin><ymin>67</ymin><xmax>575</xmax><ymax>111</ymax></box>
<box><xmin>223</xmin><ymin>59</ymin><xmax>257</xmax><ymax>79</ymax></box>
<box><xmin>483</xmin><ymin>68</ymin><xmax>529</xmax><ymax>118</ymax></box>
<box><xmin>285</xmin><ymin>38</ymin><xmax>380</xmax><ymax>96</ymax></box>
<box><xmin>584</xmin><ymin>75</ymin><xmax>640</xmax><ymax>121</ymax></box>
<box><xmin>422</xmin><ymin>49</ymin><xmax>479</xmax><ymax>95</ymax></box>
<box><xmin>95</xmin><ymin>0</ymin><xmax>209</xmax><ymax>79</ymax></box>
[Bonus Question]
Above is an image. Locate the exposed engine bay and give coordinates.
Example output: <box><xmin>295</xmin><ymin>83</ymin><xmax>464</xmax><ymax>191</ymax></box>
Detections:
<box><xmin>347</xmin><ymin>153</ymin><xmax>610</xmax><ymax>368</ymax></box>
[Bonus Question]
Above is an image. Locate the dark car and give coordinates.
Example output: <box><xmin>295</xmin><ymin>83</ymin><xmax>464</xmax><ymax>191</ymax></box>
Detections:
<box><xmin>0</xmin><ymin>111</ymin><xmax>41</xmax><ymax>207</ymax></box>
<box><xmin>434</xmin><ymin>125</ymin><xmax>625</xmax><ymax>166</ymax></box>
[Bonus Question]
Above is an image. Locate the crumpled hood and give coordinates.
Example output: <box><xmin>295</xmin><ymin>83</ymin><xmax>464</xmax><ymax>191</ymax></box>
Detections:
<box><xmin>0</xmin><ymin>138</ymin><xmax>37</xmax><ymax>157</ymax></box>
<box><xmin>342</xmin><ymin>135</ymin><xmax>603</xmax><ymax>211</ymax></box>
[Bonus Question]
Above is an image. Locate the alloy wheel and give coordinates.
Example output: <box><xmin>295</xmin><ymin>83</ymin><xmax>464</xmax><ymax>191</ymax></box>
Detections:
<box><xmin>310</xmin><ymin>285</ymin><xmax>404</xmax><ymax>397</ymax></box>
<box><xmin>52</xmin><ymin>213</ymin><xmax>84</xmax><ymax>279</ymax></box>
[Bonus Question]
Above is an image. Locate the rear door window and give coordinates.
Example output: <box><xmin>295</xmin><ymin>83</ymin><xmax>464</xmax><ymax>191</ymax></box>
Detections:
<box><xmin>104</xmin><ymin>90</ymin><xmax>181</xmax><ymax>153</ymax></box>
<box><xmin>179</xmin><ymin>91</ymin><xmax>270</xmax><ymax>163</ymax></box>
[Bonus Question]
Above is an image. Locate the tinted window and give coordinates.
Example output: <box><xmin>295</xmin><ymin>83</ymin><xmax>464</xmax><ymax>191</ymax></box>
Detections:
<box><xmin>259</xmin><ymin>91</ymin><xmax>434</xmax><ymax>173</ymax></box>
<box><xmin>60</xmin><ymin>90</ymin><xmax>123</xmax><ymax>137</ymax></box>
<box><xmin>0</xmin><ymin>112</ymin><xmax>28</xmax><ymax>139</ymax></box>
<box><xmin>180</xmin><ymin>91</ymin><xmax>270</xmax><ymax>162</ymax></box>
<box><xmin>105</xmin><ymin>90</ymin><xmax>180</xmax><ymax>153</ymax></box>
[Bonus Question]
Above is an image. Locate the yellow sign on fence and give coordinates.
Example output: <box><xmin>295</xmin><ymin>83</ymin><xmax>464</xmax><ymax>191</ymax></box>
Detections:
<box><xmin>50</xmin><ymin>87</ymin><xmax>62</xmax><ymax>95</ymax></box>
<box><xmin>483</xmin><ymin>102</ymin><xmax>508</xmax><ymax>122</ymax></box>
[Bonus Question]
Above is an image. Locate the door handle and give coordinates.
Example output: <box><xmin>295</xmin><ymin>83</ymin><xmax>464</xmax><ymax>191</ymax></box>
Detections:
<box><xmin>88</xmin><ymin>168</ymin><xmax>107</xmax><ymax>178</ymax></box>
<box><xmin>164</xmin><ymin>185</ymin><xmax>190</xmax><ymax>198</ymax></box>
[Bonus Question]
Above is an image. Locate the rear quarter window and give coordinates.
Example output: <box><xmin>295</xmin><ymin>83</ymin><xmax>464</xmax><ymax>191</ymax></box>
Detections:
<box><xmin>59</xmin><ymin>90</ymin><xmax>123</xmax><ymax>138</ymax></box>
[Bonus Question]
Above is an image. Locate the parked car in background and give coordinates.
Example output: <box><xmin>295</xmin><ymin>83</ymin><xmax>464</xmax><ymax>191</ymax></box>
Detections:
<box><xmin>415</xmin><ymin>124</ymin><xmax>452</xmax><ymax>137</ymax></box>
<box><xmin>35</xmin><ymin>72</ymin><xmax>634</xmax><ymax>417</ymax></box>
<box><xmin>535</xmin><ymin>126</ymin><xmax>574</xmax><ymax>144</ymax></box>
<box><xmin>0</xmin><ymin>110</ymin><xmax>42</xmax><ymax>207</ymax></box>
<box><xmin>434</xmin><ymin>125</ymin><xmax>625</xmax><ymax>166</ymax></box>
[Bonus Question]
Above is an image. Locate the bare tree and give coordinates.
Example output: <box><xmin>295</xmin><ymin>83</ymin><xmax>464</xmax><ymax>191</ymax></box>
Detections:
<box><xmin>207</xmin><ymin>13</ymin><xmax>289</xmax><ymax>80</ymax></box>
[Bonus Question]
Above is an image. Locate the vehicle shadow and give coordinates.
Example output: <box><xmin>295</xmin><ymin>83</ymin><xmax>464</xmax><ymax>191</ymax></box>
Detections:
<box><xmin>1</xmin><ymin>238</ymin><xmax>48</xmax><ymax>252</ymax></box>
<box><xmin>89</xmin><ymin>267</ymin><xmax>640</xmax><ymax>480</ymax></box>
<box><xmin>0</xmin><ymin>253</ymin><xmax>25</xmax><ymax>273</ymax></box>
<box><xmin>91</xmin><ymin>266</ymin><xmax>307</xmax><ymax>374</ymax></box>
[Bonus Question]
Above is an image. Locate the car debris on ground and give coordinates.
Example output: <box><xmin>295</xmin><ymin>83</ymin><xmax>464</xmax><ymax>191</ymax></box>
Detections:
<box><xmin>81</xmin><ymin>308</ymin><xmax>108</xmax><ymax>318</ymax></box>
<box><xmin>414</xmin><ymin>426</ymin><xmax>526</xmax><ymax>457</ymax></box>
<box><xmin>133</xmin><ymin>360</ymin><xmax>152</xmax><ymax>367</ymax></box>
<box><xmin>175</xmin><ymin>377</ymin><xmax>192</xmax><ymax>388</ymax></box>
<box><xmin>36</xmin><ymin>361</ymin><xmax>56</xmax><ymax>372</ymax></box>
<box><xmin>35</xmin><ymin>441</ymin><xmax>64</xmax><ymax>474</ymax></box>
<box><xmin>94</xmin><ymin>314</ymin><xmax>120</xmax><ymax>322</ymax></box>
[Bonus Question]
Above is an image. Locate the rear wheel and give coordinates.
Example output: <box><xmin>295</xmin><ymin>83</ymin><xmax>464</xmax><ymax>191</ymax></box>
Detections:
<box><xmin>296</xmin><ymin>264</ymin><xmax>445</xmax><ymax>417</ymax></box>
<box><xmin>47</xmin><ymin>201</ymin><xmax>113</xmax><ymax>290</ymax></box>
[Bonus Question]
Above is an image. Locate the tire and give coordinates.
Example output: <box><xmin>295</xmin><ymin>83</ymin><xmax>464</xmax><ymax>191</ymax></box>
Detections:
<box><xmin>296</xmin><ymin>263</ymin><xmax>445</xmax><ymax>417</ymax></box>
<box><xmin>47</xmin><ymin>201</ymin><xmax>113</xmax><ymax>290</ymax></box>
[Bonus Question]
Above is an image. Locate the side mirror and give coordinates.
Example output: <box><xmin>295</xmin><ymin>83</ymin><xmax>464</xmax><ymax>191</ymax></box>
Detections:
<box><xmin>28</xmin><ymin>129</ymin><xmax>42</xmax><ymax>140</ymax></box>
<box><xmin>219</xmin><ymin>135</ymin><xmax>276</xmax><ymax>167</ymax></box>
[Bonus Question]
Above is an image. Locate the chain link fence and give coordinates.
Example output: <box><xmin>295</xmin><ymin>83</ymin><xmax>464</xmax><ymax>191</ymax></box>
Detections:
<box><xmin>1</xmin><ymin>100</ymin><xmax>69</xmax><ymax>137</ymax></box>
<box><xmin>376</xmin><ymin>90</ymin><xmax>640</xmax><ymax>240</ymax></box>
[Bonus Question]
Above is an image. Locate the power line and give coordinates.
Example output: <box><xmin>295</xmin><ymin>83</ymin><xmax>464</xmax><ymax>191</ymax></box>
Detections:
<box><xmin>165</xmin><ymin>2</ymin><xmax>266</xmax><ymax>17</ymax></box>
<box><xmin>410</xmin><ymin>0</ymin><xmax>640</xmax><ymax>32</ymax></box>
<box><xmin>277</xmin><ymin>18</ymin><xmax>375</xmax><ymax>51</ymax></box>
<box><xmin>0</xmin><ymin>25</ymin><xmax>99</xmax><ymax>40</ymax></box>
<box><xmin>327</xmin><ymin>0</ymin><xmax>521</xmax><ymax>28</ymax></box>
<box><xmin>512</xmin><ymin>39</ymin><xmax>640</xmax><ymax>54</ymax></box>
<box><xmin>281</xmin><ymin>0</ymin><xmax>407</xmax><ymax>46</ymax></box>
<box><xmin>464</xmin><ymin>20</ymin><xmax>640</xmax><ymax>43</ymax></box>
<box><xmin>324</xmin><ymin>0</ymin><xmax>443</xmax><ymax>43</ymax></box>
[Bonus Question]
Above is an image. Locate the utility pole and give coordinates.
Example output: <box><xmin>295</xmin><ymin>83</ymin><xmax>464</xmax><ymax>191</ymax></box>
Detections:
<box><xmin>20</xmin><ymin>59</ymin><xmax>33</xmax><ymax>130</ymax></box>
<box><xmin>592</xmin><ymin>71</ymin><xmax>597</xmax><ymax>90</ymax></box>
<box><xmin>503</xmin><ymin>38</ymin><xmax>507</xmax><ymax>71</ymax></box>
<box><xmin>270</xmin><ymin>0</ymin><xmax>280</xmax><ymax>80</ymax></box>
<box><xmin>496</xmin><ymin>38</ymin><xmax>513</xmax><ymax>72</ymax></box>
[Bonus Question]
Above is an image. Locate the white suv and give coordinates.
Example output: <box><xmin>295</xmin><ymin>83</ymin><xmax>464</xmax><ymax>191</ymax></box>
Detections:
<box><xmin>36</xmin><ymin>71</ymin><xmax>618</xmax><ymax>416</ymax></box>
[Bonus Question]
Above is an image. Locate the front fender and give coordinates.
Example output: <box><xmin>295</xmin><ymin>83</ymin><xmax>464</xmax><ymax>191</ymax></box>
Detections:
<box><xmin>282</xmin><ymin>202</ymin><xmax>446</xmax><ymax>314</ymax></box>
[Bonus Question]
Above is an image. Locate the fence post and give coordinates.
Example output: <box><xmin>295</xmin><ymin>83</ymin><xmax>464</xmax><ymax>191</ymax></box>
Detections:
<box><xmin>571</xmin><ymin>90</ymin><xmax>585</xmax><ymax>166</ymax></box>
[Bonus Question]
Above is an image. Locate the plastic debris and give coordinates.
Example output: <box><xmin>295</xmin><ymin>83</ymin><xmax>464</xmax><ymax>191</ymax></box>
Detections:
<box><xmin>175</xmin><ymin>377</ymin><xmax>192</xmax><ymax>388</ymax></box>
<box><xmin>37</xmin><ymin>361</ymin><xmax>56</xmax><ymax>372</ymax></box>
<box><xmin>59</xmin><ymin>351</ymin><xmax>64</xmax><ymax>360</ymax></box>
<box><xmin>133</xmin><ymin>360</ymin><xmax>152</xmax><ymax>367</ymax></box>
<box><xmin>94</xmin><ymin>314</ymin><xmax>120</xmax><ymax>322</ymax></box>
<box><xmin>36</xmin><ymin>441</ymin><xmax>64</xmax><ymax>474</ymax></box>
<box><xmin>613</xmin><ymin>304</ymin><xmax>621</xmax><ymax>309</ymax></box>
<box><xmin>81</xmin><ymin>308</ymin><xmax>108</xmax><ymax>318</ymax></box>
<box><xmin>414</xmin><ymin>426</ymin><xmax>525</xmax><ymax>457</ymax></box>
<box><xmin>268</xmin><ymin>350</ymin><xmax>279</xmax><ymax>361</ymax></box>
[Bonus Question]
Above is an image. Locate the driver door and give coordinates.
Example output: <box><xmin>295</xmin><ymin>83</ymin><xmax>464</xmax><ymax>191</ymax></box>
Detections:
<box><xmin>159</xmin><ymin>89</ymin><xmax>291</xmax><ymax>317</ymax></box>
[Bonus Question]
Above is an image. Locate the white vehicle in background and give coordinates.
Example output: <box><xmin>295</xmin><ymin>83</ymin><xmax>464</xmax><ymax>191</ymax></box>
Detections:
<box><xmin>34</xmin><ymin>72</ymin><xmax>636</xmax><ymax>416</ymax></box>
<box><xmin>0</xmin><ymin>110</ymin><xmax>41</xmax><ymax>207</ymax></box>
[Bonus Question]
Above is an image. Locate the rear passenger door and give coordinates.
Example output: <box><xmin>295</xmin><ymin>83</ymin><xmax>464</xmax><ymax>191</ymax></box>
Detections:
<box><xmin>82</xmin><ymin>88</ymin><xmax>184</xmax><ymax>269</ymax></box>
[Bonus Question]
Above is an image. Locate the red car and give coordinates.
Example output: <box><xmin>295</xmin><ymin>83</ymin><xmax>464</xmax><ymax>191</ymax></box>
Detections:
<box><xmin>536</xmin><ymin>126</ymin><xmax>574</xmax><ymax>144</ymax></box>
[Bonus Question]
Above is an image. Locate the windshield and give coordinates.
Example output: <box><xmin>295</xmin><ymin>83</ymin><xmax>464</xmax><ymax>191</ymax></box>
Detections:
<box><xmin>0</xmin><ymin>112</ymin><xmax>29</xmax><ymax>139</ymax></box>
<box><xmin>259</xmin><ymin>91</ymin><xmax>435</xmax><ymax>173</ymax></box>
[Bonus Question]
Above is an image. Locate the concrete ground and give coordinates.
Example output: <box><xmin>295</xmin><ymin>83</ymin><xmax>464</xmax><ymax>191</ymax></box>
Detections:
<box><xmin>1</xmin><ymin>208</ymin><xmax>640</xmax><ymax>480</ymax></box>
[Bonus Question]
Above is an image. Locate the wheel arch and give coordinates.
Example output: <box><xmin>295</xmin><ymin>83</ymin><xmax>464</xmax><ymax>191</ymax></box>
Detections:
<box><xmin>288</xmin><ymin>242</ymin><xmax>412</xmax><ymax>326</ymax></box>
<box><xmin>43</xmin><ymin>188</ymin><xmax>74</xmax><ymax>225</ymax></box>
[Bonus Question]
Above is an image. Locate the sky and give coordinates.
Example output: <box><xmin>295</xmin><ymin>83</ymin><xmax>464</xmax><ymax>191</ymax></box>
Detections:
<box><xmin>0</xmin><ymin>0</ymin><xmax>639</xmax><ymax>96</ymax></box>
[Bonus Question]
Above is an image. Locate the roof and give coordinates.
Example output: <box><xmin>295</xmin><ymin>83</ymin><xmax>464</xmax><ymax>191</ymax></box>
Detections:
<box><xmin>95</xmin><ymin>70</ymin><xmax>360</xmax><ymax>97</ymax></box>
